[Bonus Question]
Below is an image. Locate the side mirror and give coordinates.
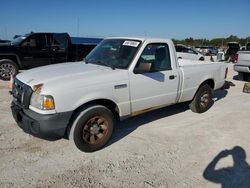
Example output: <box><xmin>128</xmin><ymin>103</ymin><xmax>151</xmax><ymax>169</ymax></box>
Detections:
<box><xmin>134</xmin><ymin>63</ymin><xmax>151</xmax><ymax>74</ymax></box>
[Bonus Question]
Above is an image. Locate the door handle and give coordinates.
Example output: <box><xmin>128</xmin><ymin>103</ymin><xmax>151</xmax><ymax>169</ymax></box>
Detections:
<box><xmin>114</xmin><ymin>84</ymin><xmax>127</xmax><ymax>89</ymax></box>
<box><xmin>169</xmin><ymin>75</ymin><xmax>177</xmax><ymax>80</ymax></box>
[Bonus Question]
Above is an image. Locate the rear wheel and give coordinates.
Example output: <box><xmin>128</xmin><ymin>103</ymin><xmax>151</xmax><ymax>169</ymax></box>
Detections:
<box><xmin>189</xmin><ymin>84</ymin><xmax>213</xmax><ymax>113</ymax></box>
<box><xmin>199</xmin><ymin>57</ymin><xmax>205</xmax><ymax>61</ymax></box>
<box><xmin>0</xmin><ymin>59</ymin><xmax>18</xmax><ymax>81</ymax></box>
<box><xmin>69</xmin><ymin>105</ymin><xmax>114</xmax><ymax>152</ymax></box>
<box><xmin>238</xmin><ymin>72</ymin><xmax>249</xmax><ymax>81</ymax></box>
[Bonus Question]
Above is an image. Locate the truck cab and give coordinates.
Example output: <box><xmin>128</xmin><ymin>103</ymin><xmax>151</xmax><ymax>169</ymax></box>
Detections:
<box><xmin>0</xmin><ymin>33</ymin><xmax>96</xmax><ymax>80</ymax></box>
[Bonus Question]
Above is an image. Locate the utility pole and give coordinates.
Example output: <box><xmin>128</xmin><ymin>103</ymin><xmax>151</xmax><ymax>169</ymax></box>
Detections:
<box><xmin>76</xmin><ymin>17</ymin><xmax>79</xmax><ymax>37</ymax></box>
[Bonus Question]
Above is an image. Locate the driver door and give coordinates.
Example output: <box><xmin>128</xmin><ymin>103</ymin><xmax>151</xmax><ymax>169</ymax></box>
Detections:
<box><xmin>129</xmin><ymin>43</ymin><xmax>179</xmax><ymax>114</ymax></box>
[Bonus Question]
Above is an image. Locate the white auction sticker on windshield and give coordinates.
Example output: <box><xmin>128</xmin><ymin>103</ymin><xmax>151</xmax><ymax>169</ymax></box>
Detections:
<box><xmin>123</xmin><ymin>40</ymin><xmax>139</xmax><ymax>47</ymax></box>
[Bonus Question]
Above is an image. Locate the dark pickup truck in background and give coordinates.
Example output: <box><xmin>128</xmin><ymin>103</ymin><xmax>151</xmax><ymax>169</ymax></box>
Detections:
<box><xmin>0</xmin><ymin>32</ymin><xmax>102</xmax><ymax>80</ymax></box>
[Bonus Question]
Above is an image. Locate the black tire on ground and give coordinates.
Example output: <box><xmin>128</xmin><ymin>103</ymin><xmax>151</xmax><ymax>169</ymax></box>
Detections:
<box><xmin>238</xmin><ymin>72</ymin><xmax>249</xmax><ymax>81</ymax></box>
<box><xmin>199</xmin><ymin>57</ymin><xmax>205</xmax><ymax>61</ymax></box>
<box><xmin>69</xmin><ymin>105</ymin><xmax>114</xmax><ymax>152</ymax></box>
<box><xmin>0</xmin><ymin>59</ymin><xmax>19</xmax><ymax>81</ymax></box>
<box><xmin>189</xmin><ymin>84</ymin><xmax>214</xmax><ymax>113</ymax></box>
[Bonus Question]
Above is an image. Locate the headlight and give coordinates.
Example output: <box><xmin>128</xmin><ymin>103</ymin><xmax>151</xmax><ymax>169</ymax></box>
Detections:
<box><xmin>30</xmin><ymin>92</ymin><xmax>55</xmax><ymax>110</ymax></box>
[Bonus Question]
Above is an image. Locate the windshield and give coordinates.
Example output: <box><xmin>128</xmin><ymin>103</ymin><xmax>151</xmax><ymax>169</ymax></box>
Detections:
<box><xmin>85</xmin><ymin>39</ymin><xmax>141</xmax><ymax>69</ymax></box>
<box><xmin>11</xmin><ymin>34</ymin><xmax>30</xmax><ymax>45</ymax></box>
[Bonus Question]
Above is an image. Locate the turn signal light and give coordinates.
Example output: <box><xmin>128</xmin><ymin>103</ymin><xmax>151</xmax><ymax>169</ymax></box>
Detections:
<box><xmin>42</xmin><ymin>96</ymin><xmax>55</xmax><ymax>110</ymax></box>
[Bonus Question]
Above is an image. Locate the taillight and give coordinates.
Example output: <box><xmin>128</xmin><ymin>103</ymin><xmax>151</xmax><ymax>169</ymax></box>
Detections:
<box><xmin>225</xmin><ymin>67</ymin><xmax>228</xmax><ymax>79</ymax></box>
<box><xmin>234</xmin><ymin>53</ymin><xmax>239</xmax><ymax>63</ymax></box>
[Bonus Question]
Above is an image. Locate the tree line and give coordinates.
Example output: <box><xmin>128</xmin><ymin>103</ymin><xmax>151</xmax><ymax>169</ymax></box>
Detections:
<box><xmin>172</xmin><ymin>35</ymin><xmax>250</xmax><ymax>48</ymax></box>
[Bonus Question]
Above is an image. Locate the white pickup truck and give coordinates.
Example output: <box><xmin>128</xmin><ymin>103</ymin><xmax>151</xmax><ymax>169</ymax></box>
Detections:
<box><xmin>234</xmin><ymin>44</ymin><xmax>250</xmax><ymax>81</ymax></box>
<box><xmin>10</xmin><ymin>37</ymin><xmax>228</xmax><ymax>152</ymax></box>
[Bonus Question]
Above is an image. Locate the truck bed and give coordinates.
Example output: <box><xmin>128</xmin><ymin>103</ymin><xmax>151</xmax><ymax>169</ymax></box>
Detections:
<box><xmin>178</xmin><ymin>59</ymin><xmax>227</xmax><ymax>102</ymax></box>
<box><xmin>237</xmin><ymin>51</ymin><xmax>250</xmax><ymax>66</ymax></box>
<box><xmin>234</xmin><ymin>51</ymin><xmax>250</xmax><ymax>74</ymax></box>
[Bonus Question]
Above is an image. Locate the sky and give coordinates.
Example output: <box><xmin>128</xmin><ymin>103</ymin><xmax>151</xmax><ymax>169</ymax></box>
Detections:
<box><xmin>0</xmin><ymin>0</ymin><xmax>249</xmax><ymax>40</ymax></box>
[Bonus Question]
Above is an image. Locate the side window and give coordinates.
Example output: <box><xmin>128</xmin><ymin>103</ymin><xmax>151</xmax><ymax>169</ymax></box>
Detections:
<box><xmin>175</xmin><ymin>46</ymin><xmax>182</xmax><ymax>52</ymax></box>
<box><xmin>135</xmin><ymin>43</ymin><xmax>171</xmax><ymax>73</ymax></box>
<box><xmin>22</xmin><ymin>34</ymin><xmax>47</xmax><ymax>49</ymax></box>
<box><xmin>182</xmin><ymin>47</ymin><xmax>189</xmax><ymax>53</ymax></box>
<box><xmin>188</xmin><ymin>49</ymin><xmax>196</xmax><ymax>54</ymax></box>
<box><xmin>52</xmin><ymin>34</ymin><xmax>68</xmax><ymax>52</ymax></box>
<box><xmin>182</xmin><ymin>47</ymin><xmax>195</xmax><ymax>54</ymax></box>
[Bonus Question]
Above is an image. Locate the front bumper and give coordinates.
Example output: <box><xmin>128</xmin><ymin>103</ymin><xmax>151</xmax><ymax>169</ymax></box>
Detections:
<box><xmin>11</xmin><ymin>102</ymin><xmax>73</xmax><ymax>140</ymax></box>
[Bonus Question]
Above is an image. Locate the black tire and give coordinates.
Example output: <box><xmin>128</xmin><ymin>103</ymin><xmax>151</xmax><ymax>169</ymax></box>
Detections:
<box><xmin>0</xmin><ymin>59</ymin><xmax>19</xmax><ymax>81</ymax></box>
<box><xmin>238</xmin><ymin>72</ymin><xmax>249</xmax><ymax>81</ymax></box>
<box><xmin>189</xmin><ymin>84</ymin><xmax>214</xmax><ymax>113</ymax></box>
<box><xmin>199</xmin><ymin>57</ymin><xmax>205</xmax><ymax>61</ymax></box>
<box><xmin>69</xmin><ymin>105</ymin><xmax>114</xmax><ymax>152</ymax></box>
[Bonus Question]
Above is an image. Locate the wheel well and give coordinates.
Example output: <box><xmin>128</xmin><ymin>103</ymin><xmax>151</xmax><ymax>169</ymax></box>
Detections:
<box><xmin>65</xmin><ymin>99</ymin><xmax>120</xmax><ymax>139</ymax></box>
<box><xmin>200</xmin><ymin>79</ymin><xmax>215</xmax><ymax>89</ymax></box>
<box><xmin>82</xmin><ymin>99</ymin><xmax>119</xmax><ymax>118</ymax></box>
<box><xmin>199</xmin><ymin>57</ymin><xmax>205</xmax><ymax>61</ymax></box>
<box><xmin>0</xmin><ymin>56</ymin><xmax>20</xmax><ymax>68</ymax></box>
<box><xmin>190</xmin><ymin>79</ymin><xmax>215</xmax><ymax>102</ymax></box>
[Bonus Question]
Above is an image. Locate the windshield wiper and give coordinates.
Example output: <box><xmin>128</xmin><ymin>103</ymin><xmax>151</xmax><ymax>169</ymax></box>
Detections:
<box><xmin>86</xmin><ymin>59</ymin><xmax>116</xmax><ymax>70</ymax></box>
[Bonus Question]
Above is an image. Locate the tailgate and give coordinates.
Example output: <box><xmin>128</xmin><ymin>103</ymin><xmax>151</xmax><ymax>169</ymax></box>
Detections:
<box><xmin>237</xmin><ymin>51</ymin><xmax>250</xmax><ymax>66</ymax></box>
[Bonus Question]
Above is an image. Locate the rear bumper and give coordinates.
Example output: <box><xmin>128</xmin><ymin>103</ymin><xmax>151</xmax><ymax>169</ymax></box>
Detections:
<box><xmin>234</xmin><ymin>65</ymin><xmax>250</xmax><ymax>73</ymax></box>
<box><xmin>11</xmin><ymin>102</ymin><xmax>73</xmax><ymax>140</ymax></box>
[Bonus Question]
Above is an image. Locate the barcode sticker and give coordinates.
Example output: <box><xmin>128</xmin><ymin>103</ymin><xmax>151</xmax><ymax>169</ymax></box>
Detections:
<box><xmin>123</xmin><ymin>40</ymin><xmax>139</xmax><ymax>47</ymax></box>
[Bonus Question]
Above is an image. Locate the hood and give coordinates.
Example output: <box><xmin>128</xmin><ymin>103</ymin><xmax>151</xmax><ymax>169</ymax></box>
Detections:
<box><xmin>0</xmin><ymin>43</ymin><xmax>16</xmax><ymax>51</ymax></box>
<box><xmin>0</xmin><ymin>42</ymin><xmax>11</xmax><ymax>46</ymax></box>
<box><xmin>16</xmin><ymin>62</ymin><xmax>128</xmax><ymax>91</ymax></box>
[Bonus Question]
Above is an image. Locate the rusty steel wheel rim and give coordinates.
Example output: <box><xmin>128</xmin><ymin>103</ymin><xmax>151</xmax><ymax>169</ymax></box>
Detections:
<box><xmin>199</xmin><ymin>91</ymin><xmax>210</xmax><ymax>109</ymax></box>
<box><xmin>82</xmin><ymin>116</ymin><xmax>109</xmax><ymax>145</ymax></box>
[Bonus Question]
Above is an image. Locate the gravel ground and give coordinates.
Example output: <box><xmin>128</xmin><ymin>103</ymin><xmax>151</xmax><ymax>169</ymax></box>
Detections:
<box><xmin>0</xmin><ymin>64</ymin><xmax>250</xmax><ymax>188</ymax></box>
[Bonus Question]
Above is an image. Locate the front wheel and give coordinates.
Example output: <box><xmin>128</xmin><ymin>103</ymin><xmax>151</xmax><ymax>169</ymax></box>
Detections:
<box><xmin>189</xmin><ymin>84</ymin><xmax>214</xmax><ymax>113</ymax></box>
<box><xmin>0</xmin><ymin>59</ymin><xmax>19</xmax><ymax>81</ymax></box>
<box><xmin>69</xmin><ymin>105</ymin><xmax>114</xmax><ymax>152</ymax></box>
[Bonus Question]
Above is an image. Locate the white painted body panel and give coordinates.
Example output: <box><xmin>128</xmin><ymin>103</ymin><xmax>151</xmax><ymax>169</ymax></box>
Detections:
<box><xmin>234</xmin><ymin>51</ymin><xmax>250</xmax><ymax>73</ymax></box>
<box><xmin>177</xmin><ymin>52</ymin><xmax>204</xmax><ymax>61</ymax></box>
<box><xmin>16</xmin><ymin>37</ymin><xmax>227</xmax><ymax>118</ymax></box>
<box><xmin>17</xmin><ymin>62</ymin><xmax>131</xmax><ymax>116</ymax></box>
<box><xmin>178</xmin><ymin>59</ymin><xmax>227</xmax><ymax>102</ymax></box>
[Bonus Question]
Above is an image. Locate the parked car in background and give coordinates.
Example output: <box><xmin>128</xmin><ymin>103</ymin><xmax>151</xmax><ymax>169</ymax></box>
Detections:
<box><xmin>195</xmin><ymin>46</ymin><xmax>218</xmax><ymax>56</ymax></box>
<box><xmin>240</xmin><ymin>46</ymin><xmax>246</xmax><ymax>51</ymax></box>
<box><xmin>234</xmin><ymin>43</ymin><xmax>250</xmax><ymax>81</ymax></box>
<box><xmin>0</xmin><ymin>32</ymin><xmax>99</xmax><ymax>80</ymax></box>
<box><xmin>0</xmin><ymin>39</ymin><xmax>11</xmax><ymax>44</ymax></box>
<box><xmin>10</xmin><ymin>37</ymin><xmax>227</xmax><ymax>152</ymax></box>
<box><xmin>247</xmin><ymin>43</ymin><xmax>250</xmax><ymax>51</ymax></box>
<box><xmin>225</xmin><ymin>42</ymin><xmax>240</xmax><ymax>62</ymax></box>
<box><xmin>175</xmin><ymin>44</ymin><xmax>204</xmax><ymax>61</ymax></box>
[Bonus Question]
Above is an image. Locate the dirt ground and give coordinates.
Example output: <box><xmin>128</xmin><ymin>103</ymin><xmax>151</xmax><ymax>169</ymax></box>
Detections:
<box><xmin>0</xmin><ymin>64</ymin><xmax>250</xmax><ymax>188</ymax></box>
